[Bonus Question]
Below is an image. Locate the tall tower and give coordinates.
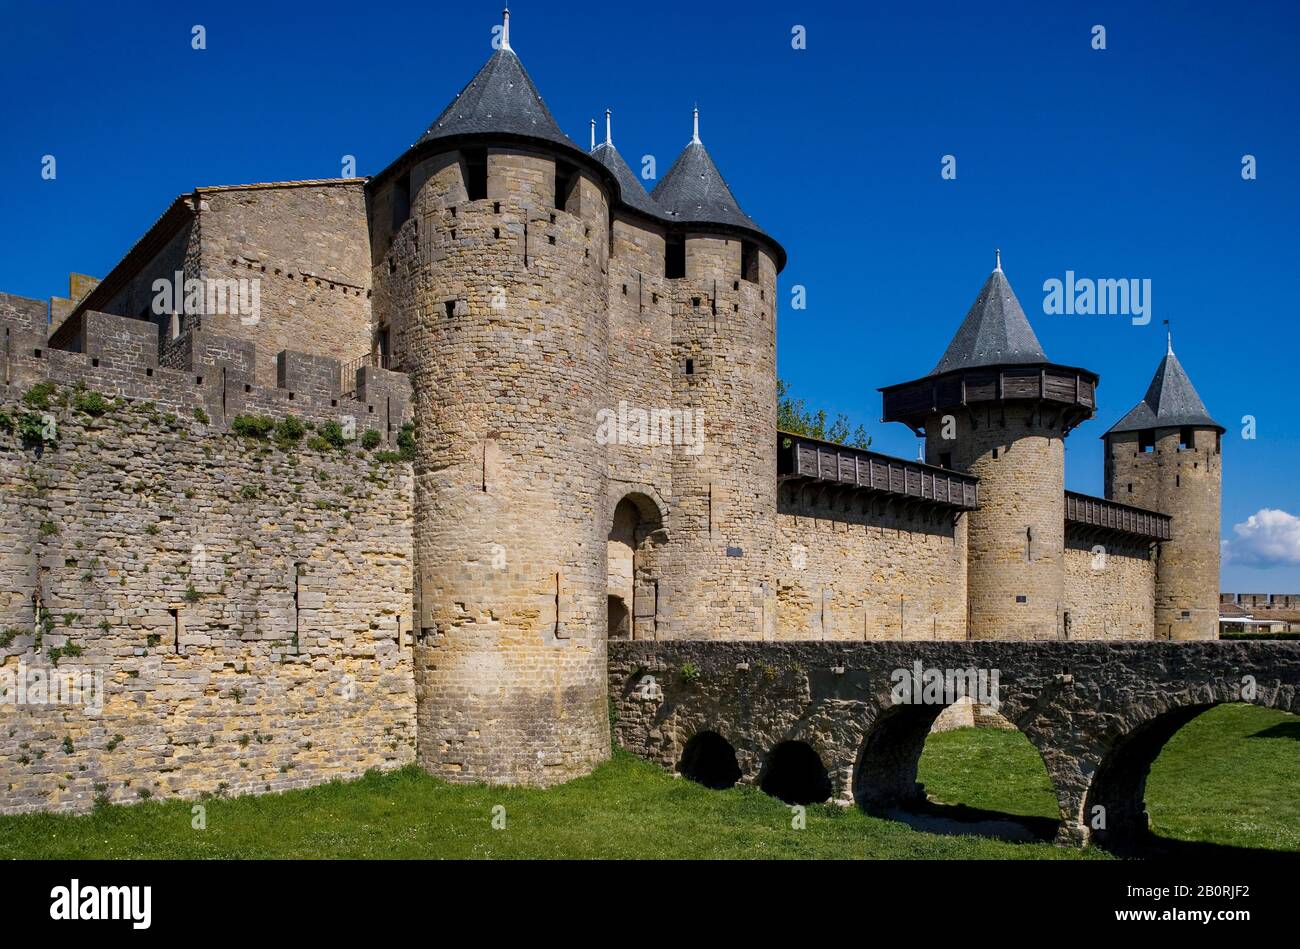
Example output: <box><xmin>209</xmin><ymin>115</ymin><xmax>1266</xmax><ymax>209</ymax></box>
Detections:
<box><xmin>1103</xmin><ymin>338</ymin><xmax>1223</xmax><ymax>640</ymax></box>
<box><xmin>652</xmin><ymin>109</ymin><xmax>785</xmax><ymax>639</ymax></box>
<box><xmin>881</xmin><ymin>258</ymin><xmax>1098</xmax><ymax>639</ymax></box>
<box><xmin>369</xmin><ymin>12</ymin><xmax>616</xmax><ymax>784</ymax></box>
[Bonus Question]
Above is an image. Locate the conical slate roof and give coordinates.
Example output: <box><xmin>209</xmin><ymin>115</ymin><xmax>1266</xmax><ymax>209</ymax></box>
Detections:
<box><xmin>652</xmin><ymin>141</ymin><xmax>764</xmax><ymax>234</ymax></box>
<box><xmin>1106</xmin><ymin>348</ymin><xmax>1223</xmax><ymax>434</ymax></box>
<box><xmin>591</xmin><ymin>142</ymin><xmax>663</xmax><ymax>219</ymax></box>
<box><xmin>418</xmin><ymin>47</ymin><xmax>577</xmax><ymax>150</ymax></box>
<box><xmin>931</xmin><ymin>268</ymin><xmax>1048</xmax><ymax>374</ymax></box>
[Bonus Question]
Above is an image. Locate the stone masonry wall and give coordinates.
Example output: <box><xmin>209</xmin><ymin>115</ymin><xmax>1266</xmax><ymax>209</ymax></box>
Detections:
<box><xmin>663</xmin><ymin>236</ymin><xmax>778</xmax><ymax>639</ymax></box>
<box><xmin>775</xmin><ymin>485</ymin><xmax>969</xmax><ymax>640</ymax></box>
<box><xmin>0</xmin><ymin>390</ymin><xmax>414</xmax><ymax>815</ymax></box>
<box><xmin>0</xmin><ymin>306</ymin><xmax>415</xmax><ymax>814</ymax></box>
<box><xmin>88</xmin><ymin>208</ymin><xmax>199</xmax><ymax>349</ymax></box>
<box><xmin>1063</xmin><ymin>533</ymin><xmax>1156</xmax><ymax>640</ymax></box>
<box><xmin>195</xmin><ymin>181</ymin><xmax>373</xmax><ymax>388</ymax></box>
<box><xmin>605</xmin><ymin>215</ymin><xmax>674</xmax><ymax>639</ymax></box>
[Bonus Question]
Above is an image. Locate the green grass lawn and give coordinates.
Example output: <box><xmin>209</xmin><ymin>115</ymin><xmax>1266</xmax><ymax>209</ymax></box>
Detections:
<box><xmin>0</xmin><ymin>704</ymin><xmax>1294</xmax><ymax>859</ymax></box>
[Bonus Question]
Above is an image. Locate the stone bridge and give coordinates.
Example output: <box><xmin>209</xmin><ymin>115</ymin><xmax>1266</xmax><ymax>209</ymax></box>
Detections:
<box><xmin>608</xmin><ymin>641</ymin><xmax>1300</xmax><ymax>848</ymax></box>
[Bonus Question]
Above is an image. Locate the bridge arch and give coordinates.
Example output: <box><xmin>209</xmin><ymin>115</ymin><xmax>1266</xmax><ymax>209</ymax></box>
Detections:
<box><xmin>850</xmin><ymin>694</ymin><xmax>1071</xmax><ymax>842</ymax></box>
<box><xmin>759</xmin><ymin>740</ymin><xmax>833</xmax><ymax>804</ymax></box>
<box><xmin>678</xmin><ymin>729</ymin><xmax>742</xmax><ymax>790</ymax></box>
<box><xmin>1082</xmin><ymin>685</ymin><xmax>1300</xmax><ymax>850</ymax></box>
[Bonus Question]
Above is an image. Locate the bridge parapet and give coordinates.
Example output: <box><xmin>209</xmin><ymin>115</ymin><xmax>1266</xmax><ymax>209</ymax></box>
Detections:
<box><xmin>609</xmin><ymin>639</ymin><xmax>1300</xmax><ymax>848</ymax></box>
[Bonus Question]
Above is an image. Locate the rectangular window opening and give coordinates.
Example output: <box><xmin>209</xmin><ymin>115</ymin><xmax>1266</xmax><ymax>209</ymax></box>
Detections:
<box><xmin>1139</xmin><ymin>430</ymin><xmax>1156</xmax><ymax>453</ymax></box>
<box><xmin>463</xmin><ymin>148</ymin><xmax>488</xmax><ymax>200</ymax></box>
<box><xmin>665</xmin><ymin>236</ymin><xmax>686</xmax><ymax>279</ymax></box>
<box><xmin>554</xmin><ymin>161</ymin><xmax>577</xmax><ymax>212</ymax></box>
<box><xmin>1179</xmin><ymin>427</ymin><xmax>1194</xmax><ymax>450</ymax></box>
<box><xmin>740</xmin><ymin>240</ymin><xmax>760</xmax><ymax>283</ymax></box>
<box><xmin>391</xmin><ymin>173</ymin><xmax>411</xmax><ymax>231</ymax></box>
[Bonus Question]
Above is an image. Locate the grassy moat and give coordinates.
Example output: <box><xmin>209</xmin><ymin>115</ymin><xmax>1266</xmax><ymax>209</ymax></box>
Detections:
<box><xmin>1</xmin><ymin>705</ymin><xmax>1295</xmax><ymax>859</ymax></box>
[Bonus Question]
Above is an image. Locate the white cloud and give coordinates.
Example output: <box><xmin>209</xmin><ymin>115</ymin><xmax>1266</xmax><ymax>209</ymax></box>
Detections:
<box><xmin>1223</xmin><ymin>508</ymin><xmax>1300</xmax><ymax>568</ymax></box>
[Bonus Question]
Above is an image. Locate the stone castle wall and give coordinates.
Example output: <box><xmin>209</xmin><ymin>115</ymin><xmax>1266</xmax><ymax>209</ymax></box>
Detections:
<box><xmin>1063</xmin><ymin>534</ymin><xmax>1156</xmax><ymax>639</ymax></box>
<box><xmin>194</xmin><ymin>182</ymin><xmax>373</xmax><ymax>388</ymax></box>
<box><xmin>605</xmin><ymin>214</ymin><xmax>674</xmax><ymax>640</ymax></box>
<box><xmin>774</xmin><ymin>486</ymin><xmax>969</xmax><ymax>640</ymax></box>
<box><xmin>0</xmin><ymin>307</ymin><xmax>416</xmax><ymax>814</ymax></box>
<box><xmin>661</xmin><ymin>236</ymin><xmax>779</xmax><ymax>639</ymax></box>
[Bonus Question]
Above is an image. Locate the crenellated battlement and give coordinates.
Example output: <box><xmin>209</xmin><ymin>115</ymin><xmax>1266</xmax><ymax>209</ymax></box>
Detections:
<box><xmin>1</xmin><ymin>306</ymin><xmax>410</xmax><ymax>445</ymax></box>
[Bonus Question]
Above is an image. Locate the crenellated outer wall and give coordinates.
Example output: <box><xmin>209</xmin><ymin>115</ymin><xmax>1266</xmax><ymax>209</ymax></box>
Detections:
<box><xmin>0</xmin><ymin>310</ymin><xmax>415</xmax><ymax>815</ymax></box>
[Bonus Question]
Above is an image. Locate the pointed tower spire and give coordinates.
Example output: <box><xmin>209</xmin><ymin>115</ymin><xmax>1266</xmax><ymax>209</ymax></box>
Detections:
<box><xmin>691</xmin><ymin>105</ymin><xmax>701</xmax><ymax>144</ymax></box>
<box><xmin>417</xmin><ymin>16</ymin><xmax>575</xmax><ymax>150</ymax></box>
<box><xmin>1106</xmin><ymin>340</ymin><xmax>1223</xmax><ymax>434</ymax></box>
<box><xmin>605</xmin><ymin>108</ymin><xmax>612</xmax><ymax>147</ymax></box>
<box><xmin>929</xmin><ymin>266</ymin><xmax>1047</xmax><ymax>374</ymax></box>
<box><xmin>500</xmin><ymin>7</ymin><xmax>511</xmax><ymax>51</ymax></box>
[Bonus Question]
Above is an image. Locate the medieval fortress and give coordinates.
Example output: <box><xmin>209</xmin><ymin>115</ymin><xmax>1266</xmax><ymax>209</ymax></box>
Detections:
<box><xmin>0</xmin><ymin>13</ymin><xmax>1227</xmax><ymax>815</ymax></box>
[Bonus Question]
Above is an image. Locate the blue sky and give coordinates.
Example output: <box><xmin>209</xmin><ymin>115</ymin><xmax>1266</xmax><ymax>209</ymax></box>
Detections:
<box><xmin>2</xmin><ymin>0</ymin><xmax>1298</xmax><ymax>588</ymax></box>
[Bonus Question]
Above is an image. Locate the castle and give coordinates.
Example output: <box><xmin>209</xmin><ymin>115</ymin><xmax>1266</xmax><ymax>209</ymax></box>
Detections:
<box><xmin>0</xmin><ymin>12</ymin><xmax>1225</xmax><ymax>812</ymax></box>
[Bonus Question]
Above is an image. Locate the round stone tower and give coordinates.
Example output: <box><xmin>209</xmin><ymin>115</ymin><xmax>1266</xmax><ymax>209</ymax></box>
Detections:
<box><xmin>369</xmin><ymin>15</ymin><xmax>617</xmax><ymax>784</ymax></box>
<box><xmin>652</xmin><ymin>110</ymin><xmax>785</xmax><ymax>640</ymax></box>
<box><xmin>1103</xmin><ymin>339</ymin><xmax>1223</xmax><ymax>640</ymax></box>
<box><xmin>881</xmin><ymin>258</ymin><xmax>1098</xmax><ymax>640</ymax></box>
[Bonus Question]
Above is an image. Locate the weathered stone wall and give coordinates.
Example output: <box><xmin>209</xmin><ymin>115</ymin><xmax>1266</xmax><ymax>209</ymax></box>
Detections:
<box><xmin>608</xmin><ymin>639</ymin><xmax>1300</xmax><ymax>847</ymax></box>
<box><xmin>195</xmin><ymin>181</ymin><xmax>373</xmax><ymax>387</ymax></box>
<box><xmin>1106</xmin><ymin>427</ymin><xmax>1222</xmax><ymax>640</ymax></box>
<box><xmin>86</xmin><ymin>207</ymin><xmax>199</xmax><ymax>350</ymax></box>
<box><xmin>0</xmin><ymin>378</ymin><xmax>415</xmax><ymax>815</ymax></box>
<box><xmin>375</xmin><ymin>145</ymin><xmax>612</xmax><ymax>786</ymax></box>
<box><xmin>662</xmin><ymin>236</ymin><xmax>778</xmax><ymax>639</ymax></box>
<box><xmin>775</xmin><ymin>486</ymin><xmax>969</xmax><ymax>639</ymax></box>
<box><xmin>927</xmin><ymin>409</ymin><xmax>1066</xmax><ymax>639</ymax></box>
<box><xmin>605</xmin><ymin>215</ymin><xmax>674</xmax><ymax>639</ymax></box>
<box><xmin>1063</xmin><ymin>533</ymin><xmax>1156</xmax><ymax>640</ymax></box>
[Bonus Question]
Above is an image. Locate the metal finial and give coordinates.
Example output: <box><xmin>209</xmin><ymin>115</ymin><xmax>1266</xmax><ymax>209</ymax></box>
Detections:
<box><xmin>994</xmin><ymin>248</ymin><xmax>1002</xmax><ymax>273</ymax></box>
<box><xmin>605</xmin><ymin>108</ymin><xmax>612</xmax><ymax>147</ymax></box>
<box><xmin>1167</xmin><ymin>330</ymin><xmax>1174</xmax><ymax>355</ymax></box>
<box><xmin>501</xmin><ymin>7</ymin><xmax>511</xmax><ymax>51</ymax></box>
<box><xmin>692</xmin><ymin>106</ymin><xmax>701</xmax><ymax>145</ymax></box>
<box><xmin>590</xmin><ymin>118</ymin><xmax>595</xmax><ymax>150</ymax></box>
